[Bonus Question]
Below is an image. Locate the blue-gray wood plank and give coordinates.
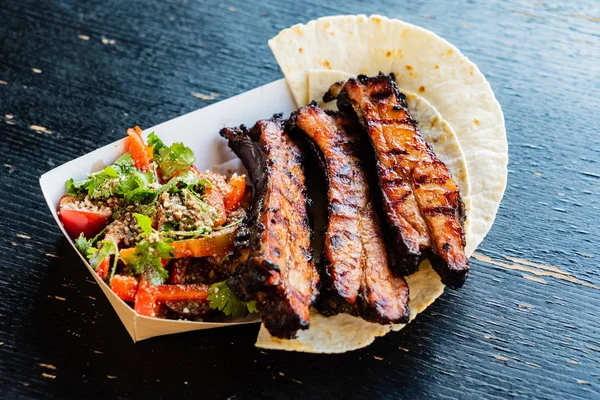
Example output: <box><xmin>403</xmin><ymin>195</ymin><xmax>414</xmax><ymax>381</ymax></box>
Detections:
<box><xmin>0</xmin><ymin>0</ymin><xmax>598</xmax><ymax>399</ymax></box>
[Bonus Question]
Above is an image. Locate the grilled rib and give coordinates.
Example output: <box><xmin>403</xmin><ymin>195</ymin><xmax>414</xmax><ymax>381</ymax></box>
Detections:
<box><xmin>334</xmin><ymin>74</ymin><xmax>469</xmax><ymax>288</ymax></box>
<box><xmin>220</xmin><ymin>118</ymin><xmax>319</xmax><ymax>338</ymax></box>
<box><xmin>290</xmin><ymin>105</ymin><xmax>410</xmax><ymax>324</ymax></box>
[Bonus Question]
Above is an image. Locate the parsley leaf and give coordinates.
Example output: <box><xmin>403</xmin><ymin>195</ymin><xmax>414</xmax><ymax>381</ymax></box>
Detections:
<box><xmin>123</xmin><ymin>240</ymin><xmax>174</xmax><ymax>286</ymax></box>
<box><xmin>133</xmin><ymin>213</ymin><xmax>153</xmax><ymax>235</ymax></box>
<box><xmin>148</xmin><ymin>132</ymin><xmax>195</xmax><ymax>180</ymax></box>
<box><xmin>207</xmin><ymin>281</ymin><xmax>258</xmax><ymax>317</ymax></box>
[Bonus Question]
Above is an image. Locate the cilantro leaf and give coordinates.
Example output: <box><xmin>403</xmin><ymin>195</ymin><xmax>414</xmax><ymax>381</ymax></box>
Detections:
<box><xmin>159</xmin><ymin>171</ymin><xmax>210</xmax><ymax>195</ymax></box>
<box><xmin>160</xmin><ymin>221</ymin><xmax>179</xmax><ymax>232</ymax></box>
<box><xmin>65</xmin><ymin>153</ymin><xmax>159</xmax><ymax>202</ymax></box>
<box><xmin>148</xmin><ymin>132</ymin><xmax>195</xmax><ymax>180</ymax></box>
<box><xmin>119</xmin><ymin>169</ymin><xmax>157</xmax><ymax>203</ymax></box>
<box><xmin>147</xmin><ymin>132</ymin><xmax>166</xmax><ymax>152</ymax></box>
<box><xmin>89</xmin><ymin>239</ymin><xmax>117</xmax><ymax>270</ymax></box>
<box><xmin>66</xmin><ymin>178</ymin><xmax>88</xmax><ymax>196</ymax></box>
<box><xmin>246</xmin><ymin>300</ymin><xmax>258</xmax><ymax>314</ymax></box>
<box><xmin>207</xmin><ymin>281</ymin><xmax>258</xmax><ymax>317</ymax></box>
<box><xmin>113</xmin><ymin>153</ymin><xmax>135</xmax><ymax>168</ymax></box>
<box><xmin>133</xmin><ymin>213</ymin><xmax>153</xmax><ymax>235</ymax></box>
<box><xmin>123</xmin><ymin>240</ymin><xmax>174</xmax><ymax>286</ymax></box>
<box><xmin>75</xmin><ymin>233</ymin><xmax>94</xmax><ymax>258</ymax></box>
<box><xmin>75</xmin><ymin>227</ymin><xmax>109</xmax><ymax>259</ymax></box>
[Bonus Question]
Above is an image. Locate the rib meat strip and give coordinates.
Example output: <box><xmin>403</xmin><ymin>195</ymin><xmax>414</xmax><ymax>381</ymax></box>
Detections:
<box><xmin>290</xmin><ymin>105</ymin><xmax>409</xmax><ymax>323</ymax></box>
<box><xmin>335</xmin><ymin>74</ymin><xmax>469</xmax><ymax>288</ymax></box>
<box><xmin>220</xmin><ymin>118</ymin><xmax>319</xmax><ymax>338</ymax></box>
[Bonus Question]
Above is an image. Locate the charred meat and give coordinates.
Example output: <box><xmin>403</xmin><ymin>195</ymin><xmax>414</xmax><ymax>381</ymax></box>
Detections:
<box><xmin>220</xmin><ymin>118</ymin><xmax>319</xmax><ymax>338</ymax></box>
<box><xmin>290</xmin><ymin>105</ymin><xmax>409</xmax><ymax>324</ymax></box>
<box><xmin>334</xmin><ymin>74</ymin><xmax>469</xmax><ymax>288</ymax></box>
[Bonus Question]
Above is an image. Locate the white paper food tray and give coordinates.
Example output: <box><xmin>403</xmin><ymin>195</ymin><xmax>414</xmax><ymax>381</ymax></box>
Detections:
<box><xmin>40</xmin><ymin>79</ymin><xmax>296</xmax><ymax>342</ymax></box>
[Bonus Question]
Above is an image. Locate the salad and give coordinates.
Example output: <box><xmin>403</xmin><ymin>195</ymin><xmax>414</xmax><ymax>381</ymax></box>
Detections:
<box><xmin>59</xmin><ymin>126</ymin><xmax>257</xmax><ymax>320</ymax></box>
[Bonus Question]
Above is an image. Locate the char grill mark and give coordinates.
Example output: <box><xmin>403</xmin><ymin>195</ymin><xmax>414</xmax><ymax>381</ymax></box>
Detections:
<box><xmin>290</xmin><ymin>105</ymin><xmax>409</xmax><ymax>324</ymax></box>
<box><xmin>335</xmin><ymin>73</ymin><xmax>469</xmax><ymax>288</ymax></box>
<box><xmin>220</xmin><ymin>119</ymin><xmax>319</xmax><ymax>338</ymax></box>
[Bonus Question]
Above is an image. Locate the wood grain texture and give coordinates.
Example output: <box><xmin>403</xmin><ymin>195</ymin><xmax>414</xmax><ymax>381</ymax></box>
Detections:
<box><xmin>0</xmin><ymin>0</ymin><xmax>599</xmax><ymax>398</ymax></box>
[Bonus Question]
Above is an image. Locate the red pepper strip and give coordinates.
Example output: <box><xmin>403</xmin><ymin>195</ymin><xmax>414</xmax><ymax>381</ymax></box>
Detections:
<box><xmin>96</xmin><ymin>257</ymin><xmax>110</xmax><ymax>281</ymax></box>
<box><xmin>126</xmin><ymin>126</ymin><xmax>151</xmax><ymax>172</ymax></box>
<box><xmin>170</xmin><ymin>231</ymin><xmax>235</xmax><ymax>258</ymax></box>
<box><xmin>119</xmin><ymin>276</ymin><xmax>209</xmax><ymax>315</ymax></box>
<box><xmin>110</xmin><ymin>275</ymin><xmax>139</xmax><ymax>302</ymax></box>
<box><xmin>156</xmin><ymin>284</ymin><xmax>210</xmax><ymax>302</ymax></box>
<box><xmin>135</xmin><ymin>126</ymin><xmax>154</xmax><ymax>160</ymax></box>
<box><xmin>134</xmin><ymin>279</ymin><xmax>160</xmax><ymax>317</ymax></box>
<box><xmin>224</xmin><ymin>174</ymin><xmax>246</xmax><ymax>212</ymax></box>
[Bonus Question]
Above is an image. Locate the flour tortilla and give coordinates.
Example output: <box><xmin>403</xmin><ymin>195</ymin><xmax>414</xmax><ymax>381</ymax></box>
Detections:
<box><xmin>258</xmin><ymin>15</ymin><xmax>507</xmax><ymax>353</ymax></box>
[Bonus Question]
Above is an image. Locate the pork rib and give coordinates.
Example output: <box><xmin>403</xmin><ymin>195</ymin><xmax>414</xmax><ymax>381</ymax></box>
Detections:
<box><xmin>220</xmin><ymin>118</ymin><xmax>319</xmax><ymax>338</ymax></box>
<box><xmin>290</xmin><ymin>105</ymin><xmax>409</xmax><ymax>323</ymax></box>
<box><xmin>335</xmin><ymin>74</ymin><xmax>469</xmax><ymax>288</ymax></box>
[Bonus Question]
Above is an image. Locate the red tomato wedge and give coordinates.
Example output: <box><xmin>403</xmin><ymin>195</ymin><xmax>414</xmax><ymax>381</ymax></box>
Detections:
<box><xmin>127</xmin><ymin>126</ymin><xmax>151</xmax><ymax>171</ymax></box>
<box><xmin>58</xmin><ymin>197</ymin><xmax>112</xmax><ymax>238</ymax></box>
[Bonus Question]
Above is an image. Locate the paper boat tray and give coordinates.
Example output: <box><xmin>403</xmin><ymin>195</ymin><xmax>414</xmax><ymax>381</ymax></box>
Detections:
<box><xmin>40</xmin><ymin>79</ymin><xmax>296</xmax><ymax>342</ymax></box>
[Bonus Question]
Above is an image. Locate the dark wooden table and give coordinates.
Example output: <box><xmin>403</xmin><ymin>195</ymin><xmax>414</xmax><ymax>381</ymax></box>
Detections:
<box><xmin>1</xmin><ymin>0</ymin><xmax>599</xmax><ymax>398</ymax></box>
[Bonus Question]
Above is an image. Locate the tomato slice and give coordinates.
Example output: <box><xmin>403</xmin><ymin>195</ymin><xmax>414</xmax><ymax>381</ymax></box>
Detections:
<box><xmin>127</xmin><ymin>127</ymin><xmax>151</xmax><ymax>171</ymax></box>
<box><xmin>58</xmin><ymin>196</ymin><xmax>111</xmax><ymax>239</ymax></box>
<box><xmin>59</xmin><ymin>209</ymin><xmax>111</xmax><ymax>239</ymax></box>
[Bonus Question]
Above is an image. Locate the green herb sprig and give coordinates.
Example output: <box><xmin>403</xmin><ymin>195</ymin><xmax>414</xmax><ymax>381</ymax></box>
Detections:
<box><xmin>207</xmin><ymin>281</ymin><xmax>258</xmax><ymax>317</ymax></box>
<box><xmin>148</xmin><ymin>133</ymin><xmax>195</xmax><ymax>180</ymax></box>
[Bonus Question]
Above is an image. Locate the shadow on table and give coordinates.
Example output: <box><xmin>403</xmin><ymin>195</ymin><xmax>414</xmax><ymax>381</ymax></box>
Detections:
<box><xmin>19</xmin><ymin>238</ymin><xmax>464</xmax><ymax>399</ymax></box>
